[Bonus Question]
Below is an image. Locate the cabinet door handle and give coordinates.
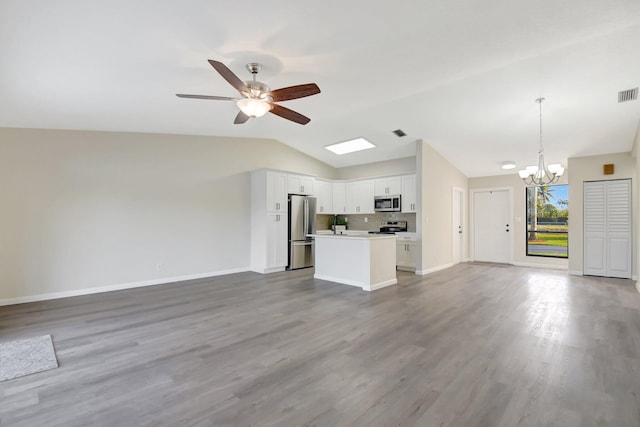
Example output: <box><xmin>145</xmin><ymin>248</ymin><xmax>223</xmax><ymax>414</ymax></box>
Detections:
<box><xmin>301</xmin><ymin>185</ymin><xmax>304</xmax><ymax>192</ymax></box>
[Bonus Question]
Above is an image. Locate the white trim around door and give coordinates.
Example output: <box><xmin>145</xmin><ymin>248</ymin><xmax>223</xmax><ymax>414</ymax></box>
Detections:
<box><xmin>452</xmin><ymin>186</ymin><xmax>466</xmax><ymax>264</ymax></box>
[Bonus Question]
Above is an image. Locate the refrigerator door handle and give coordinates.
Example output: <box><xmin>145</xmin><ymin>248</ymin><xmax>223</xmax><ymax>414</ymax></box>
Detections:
<box><xmin>303</xmin><ymin>198</ymin><xmax>308</xmax><ymax>236</ymax></box>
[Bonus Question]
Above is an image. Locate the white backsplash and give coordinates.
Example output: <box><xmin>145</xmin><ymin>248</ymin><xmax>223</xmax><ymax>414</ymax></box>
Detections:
<box><xmin>317</xmin><ymin>213</ymin><xmax>416</xmax><ymax>232</ymax></box>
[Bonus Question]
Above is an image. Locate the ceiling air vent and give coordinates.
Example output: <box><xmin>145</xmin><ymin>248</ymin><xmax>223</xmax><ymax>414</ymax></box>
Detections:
<box><xmin>392</xmin><ymin>129</ymin><xmax>407</xmax><ymax>137</ymax></box>
<box><xmin>618</xmin><ymin>87</ymin><xmax>638</xmax><ymax>103</ymax></box>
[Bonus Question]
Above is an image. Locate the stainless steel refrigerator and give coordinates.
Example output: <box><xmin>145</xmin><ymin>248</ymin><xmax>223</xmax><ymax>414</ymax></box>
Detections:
<box><xmin>288</xmin><ymin>194</ymin><xmax>317</xmax><ymax>270</ymax></box>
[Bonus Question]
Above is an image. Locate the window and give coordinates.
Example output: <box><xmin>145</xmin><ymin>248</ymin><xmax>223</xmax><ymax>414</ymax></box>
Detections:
<box><xmin>526</xmin><ymin>184</ymin><xmax>568</xmax><ymax>258</ymax></box>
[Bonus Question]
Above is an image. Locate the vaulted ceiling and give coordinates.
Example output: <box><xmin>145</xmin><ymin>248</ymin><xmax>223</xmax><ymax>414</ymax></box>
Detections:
<box><xmin>1</xmin><ymin>0</ymin><xmax>639</xmax><ymax>176</ymax></box>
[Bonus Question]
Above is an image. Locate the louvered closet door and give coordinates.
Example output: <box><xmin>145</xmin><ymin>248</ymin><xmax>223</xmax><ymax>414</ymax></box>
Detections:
<box><xmin>583</xmin><ymin>179</ymin><xmax>632</xmax><ymax>279</ymax></box>
<box><xmin>606</xmin><ymin>180</ymin><xmax>632</xmax><ymax>278</ymax></box>
<box><xmin>584</xmin><ymin>182</ymin><xmax>606</xmax><ymax>276</ymax></box>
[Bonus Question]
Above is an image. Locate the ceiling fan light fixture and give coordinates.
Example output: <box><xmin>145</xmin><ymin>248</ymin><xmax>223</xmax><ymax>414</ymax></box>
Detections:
<box><xmin>237</xmin><ymin>98</ymin><xmax>272</xmax><ymax>118</ymax></box>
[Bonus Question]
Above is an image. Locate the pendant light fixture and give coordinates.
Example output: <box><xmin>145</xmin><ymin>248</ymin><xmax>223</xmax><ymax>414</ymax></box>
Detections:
<box><xmin>518</xmin><ymin>98</ymin><xmax>565</xmax><ymax>185</ymax></box>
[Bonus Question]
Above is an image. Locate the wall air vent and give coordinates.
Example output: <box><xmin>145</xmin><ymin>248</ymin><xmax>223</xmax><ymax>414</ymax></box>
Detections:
<box><xmin>618</xmin><ymin>87</ymin><xmax>638</xmax><ymax>103</ymax></box>
<box><xmin>392</xmin><ymin>129</ymin><xmax>407</xmax><ymax>137</ymax></box>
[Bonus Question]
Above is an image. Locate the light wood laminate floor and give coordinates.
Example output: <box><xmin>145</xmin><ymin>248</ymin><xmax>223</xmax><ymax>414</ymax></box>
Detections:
<box><xmin>1</xmin><ymin>264</ymin><xmax>639</xmax><ymax>426</ymax></box>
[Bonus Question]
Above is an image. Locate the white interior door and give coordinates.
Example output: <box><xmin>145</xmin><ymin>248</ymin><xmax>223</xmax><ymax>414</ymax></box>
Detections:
<box><xmin>584</xmin><ymin>179</ymin><xmax>632</xmax><ymax>278</ymax></box>
<box><xmin>452</xmin><ymin>188</ymin><xmax>464</xmax><ymax>264</ymax></box>
<box><xmin>584</xmin><ymin>181</ymin><xmax>606</xmax><ymax>276</ymax></box>
<box><xmin>472</xmin><ymin>188</ymin><xmax>511</xmax><ymax>263</ymax></box>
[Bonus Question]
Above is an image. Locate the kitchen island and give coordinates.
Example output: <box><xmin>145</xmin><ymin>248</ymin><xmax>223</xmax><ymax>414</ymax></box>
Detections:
<box><xmin>310</xmin><ymin>233</ymin><xmax>397</xmax><ymax>291</ymax></box>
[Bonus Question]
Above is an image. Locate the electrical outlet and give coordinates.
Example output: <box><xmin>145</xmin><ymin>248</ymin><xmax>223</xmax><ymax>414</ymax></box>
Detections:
<box><xmin>364</xmin><ymin>217</ymin><xmax>368</xmax><ymax>223</ymax></box>
<box><xmin>156</xmin><ymin>263</ymin><xmax>162</xmax><ymax>271</ymax></box>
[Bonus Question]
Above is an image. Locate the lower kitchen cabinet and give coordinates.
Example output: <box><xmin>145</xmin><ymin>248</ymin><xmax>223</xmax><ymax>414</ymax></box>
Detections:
<box><xmin>396</xmin><ymin>237</ymin><xmax>417</xmax><ymax>272</ymax></box>
<box><xmin>265</xmin><ymin>212</ymin><xmax>288</xmax><ymax>271</ymax></box>
<box><xmin>251</xmin><ymin>210</ymin><xmax>288</xmax><ymax>274</ymax></box>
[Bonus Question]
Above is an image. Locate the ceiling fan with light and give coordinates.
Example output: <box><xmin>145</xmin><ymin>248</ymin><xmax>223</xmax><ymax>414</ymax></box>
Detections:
<box><xmin>176</xmin><ymin>60</ymin><xmax>321</xmax><ymax>125</ymax></box>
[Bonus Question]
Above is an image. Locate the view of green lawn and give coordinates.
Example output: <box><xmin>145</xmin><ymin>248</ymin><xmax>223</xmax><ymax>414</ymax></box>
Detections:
<box><xmin>527</xmin><ymin>225</ymin><xmax>568</xmax><ymax>257</ymax></box>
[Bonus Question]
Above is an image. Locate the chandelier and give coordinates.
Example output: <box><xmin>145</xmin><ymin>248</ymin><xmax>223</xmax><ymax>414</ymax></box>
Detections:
<box><xmin>518</xmin><ymin>98</ymin><xmax>565</xmax><ymax>185</ymax></box>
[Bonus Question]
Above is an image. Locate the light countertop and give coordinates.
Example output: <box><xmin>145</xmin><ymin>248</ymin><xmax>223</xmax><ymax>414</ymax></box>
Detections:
<box><xmin>309</xmin><ymin>233</ymin><xmax>395</xmax><ymax>240</ymax></box>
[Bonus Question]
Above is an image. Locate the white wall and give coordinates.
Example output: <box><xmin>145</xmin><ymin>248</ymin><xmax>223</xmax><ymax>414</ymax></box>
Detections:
<box><xmin>0</xmin><ymin>128</ymin><xmax>335</xmax><ymax>302</ymax></box>
<box><xmin>468</xmin><ymin>173</ymin><xmax>569</xmax><ymax>269</ymax></box>
<box><xmin>416</xmin><ymin>140</ymin><xmax>468</xmax><ymax>274</ymax></box>
<box><xmin>335</xmin><ymin>156</ymin><xmax>415</xmax><ymax>180</ymax></box>
<box><xmin>567</xmin><ymin>151</ymin><xmax>637</xmax><ymax>276</ymax></box>
<box><xmin>635</xmin><ymin>128</ymin><xmax>640</xmax><ymax>290</ymax></box>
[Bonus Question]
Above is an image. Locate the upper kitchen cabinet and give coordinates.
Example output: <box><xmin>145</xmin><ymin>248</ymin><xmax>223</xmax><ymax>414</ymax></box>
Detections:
<box><xmin>261</xmin><ymin>170</ymin><xmax>287</xmax><ymax>212</ymax></box>
<box><xmin>346</xmin><ymin>180</ymin><xmax>374</xmax><ymax>214</ymax></box>
<box><xmin>332</xmin><ymin>182</ymin><xmax>346</xmax><ymax>214</ymax></box>
<box><xmin>288</xmin><ymin>174</ymin><xmax>315</xmax><ymax>195</ymax></box>
<box><xmin>315</xmin><ymin>179</ymin><xmax>333</xmax><ymax>214</ymax></box>
<box><xmin>401</xmin><ymin>174</ymin><xmax>417</xmax><ymax>213</ymax></box>
<box><xmin>374</xmin><ymin>176</ymin><xmax>402</xmax><ymax>196</ymax></box>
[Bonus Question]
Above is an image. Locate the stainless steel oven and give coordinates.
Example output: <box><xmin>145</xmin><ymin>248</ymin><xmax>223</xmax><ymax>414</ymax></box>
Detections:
<box><xmin>374</xmin><ymin>195</ymin><xmax>401</xmax><ymax>212</ymax></box>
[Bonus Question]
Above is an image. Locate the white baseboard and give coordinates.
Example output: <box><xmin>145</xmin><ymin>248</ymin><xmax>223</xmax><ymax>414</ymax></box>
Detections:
<box><xmin>511</xmin><ymin>262</ymin><xmax>568</xmax><ymax>270</ymax></box>
<box><xmin>368</xmin><ymin>278</ymin><xmax>398</xmax><ymax>291</ymax></box>
<box><xmin>314</xmin><ymin>273</ymin><xmax>363</xmax><ymax>289</ymax></box>
<box><xmin>416</xmin><ymin>263</ymin><xmax>454</xmax><ymax>276</ymax></box>
<box><xmin>313</xmin><ymin>274</ymin><xmax>397</xmax><ymax>292</ymax></box>
<box><xmin>250</xmin><ymin>266</ymin><xmax>286</xmax><ymax>274</ymax></box>
<box><xmin>568</xmin><ymin>270</ymin><xmax>583</xmax><ymax>276</ymax></box>
<box><xmin>0</xmin><ymin>267</ymin><xmax>250</xmax><ymax>307</ymax></box>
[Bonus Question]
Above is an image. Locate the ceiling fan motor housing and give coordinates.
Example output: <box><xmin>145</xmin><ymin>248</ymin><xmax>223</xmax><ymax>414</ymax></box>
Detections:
<box><xmin>245</xmin><ymin>80</ymin><xmax>271</xmax><ymax>99</ymax></box>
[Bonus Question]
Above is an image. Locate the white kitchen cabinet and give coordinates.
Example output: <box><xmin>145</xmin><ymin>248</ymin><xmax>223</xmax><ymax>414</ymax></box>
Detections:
<box><xmin>315</xmin><ymin>180</ymin><xmax>333</xmax><ymax>214</ymax></box>
<box><xmin>266</xmin><ymin>171</ymin><xmax>288</xmax><ymax>212</ymax></box>
<box><xmin>332</xmin><ymin>182</ymin><xmax>346</xmax><ymax>214</ymax></box>
<box><xmin>266</xmin><ymin>212</ymin><xmax>288</xmax><ymax>269</ymax></box>
<box><xmin>374</xmin><ymin>176</ymin><xmax>402</xmax><ymax>196</ymax></box>
<box><xmin>345</xmin><ymin>180</ymin><xmax>374</xmax><ymax>214</ymax></box>
<box><xmin>401</xmin><ymin>174</ymin><xmax>417</xmax><ymax>213</ymax></box>
<box><xmin>396</xmin><ymin>234</ymin><xmax>417</xmax><ymax>271</ymax></box>
<box><xmin>251</xmin><ymin>169</ymin><xmax>289</xmax><ymax>274</ymax></box>
<box><xmin>288</xmin><ymin>174</ymin><xmax>315</xmax><ymax>195</ymax></box>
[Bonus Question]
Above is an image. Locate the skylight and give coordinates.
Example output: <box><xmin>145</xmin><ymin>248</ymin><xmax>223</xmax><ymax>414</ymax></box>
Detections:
<box><xmin>325</xmin><ymin>137</ymin><xmax>375</xmax><ymax>155</ymax></box>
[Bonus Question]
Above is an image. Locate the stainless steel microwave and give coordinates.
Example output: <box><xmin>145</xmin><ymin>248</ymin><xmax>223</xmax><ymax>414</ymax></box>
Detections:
<box><xmin>374</xmin><ymin>195</ymin><xmax>401</xmax><ymax>212</ymax></box>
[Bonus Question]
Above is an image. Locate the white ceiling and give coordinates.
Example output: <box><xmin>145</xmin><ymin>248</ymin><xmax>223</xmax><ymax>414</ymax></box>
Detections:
<box><xmin>1</xmin><ymin>0</ymin><xmax>640</xmax><ymax>177</ymax></box>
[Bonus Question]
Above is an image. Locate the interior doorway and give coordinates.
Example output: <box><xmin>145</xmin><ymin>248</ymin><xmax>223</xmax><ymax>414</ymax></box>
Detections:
<box><xmin>452</xmin><ymin>187</ymin><xmax>465</xmax><ymax>264</ymax></box>
<box><xmin>471</xmin><ymin>187</ymin><xmax>512</xmax><ymax>263</ymax></box>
